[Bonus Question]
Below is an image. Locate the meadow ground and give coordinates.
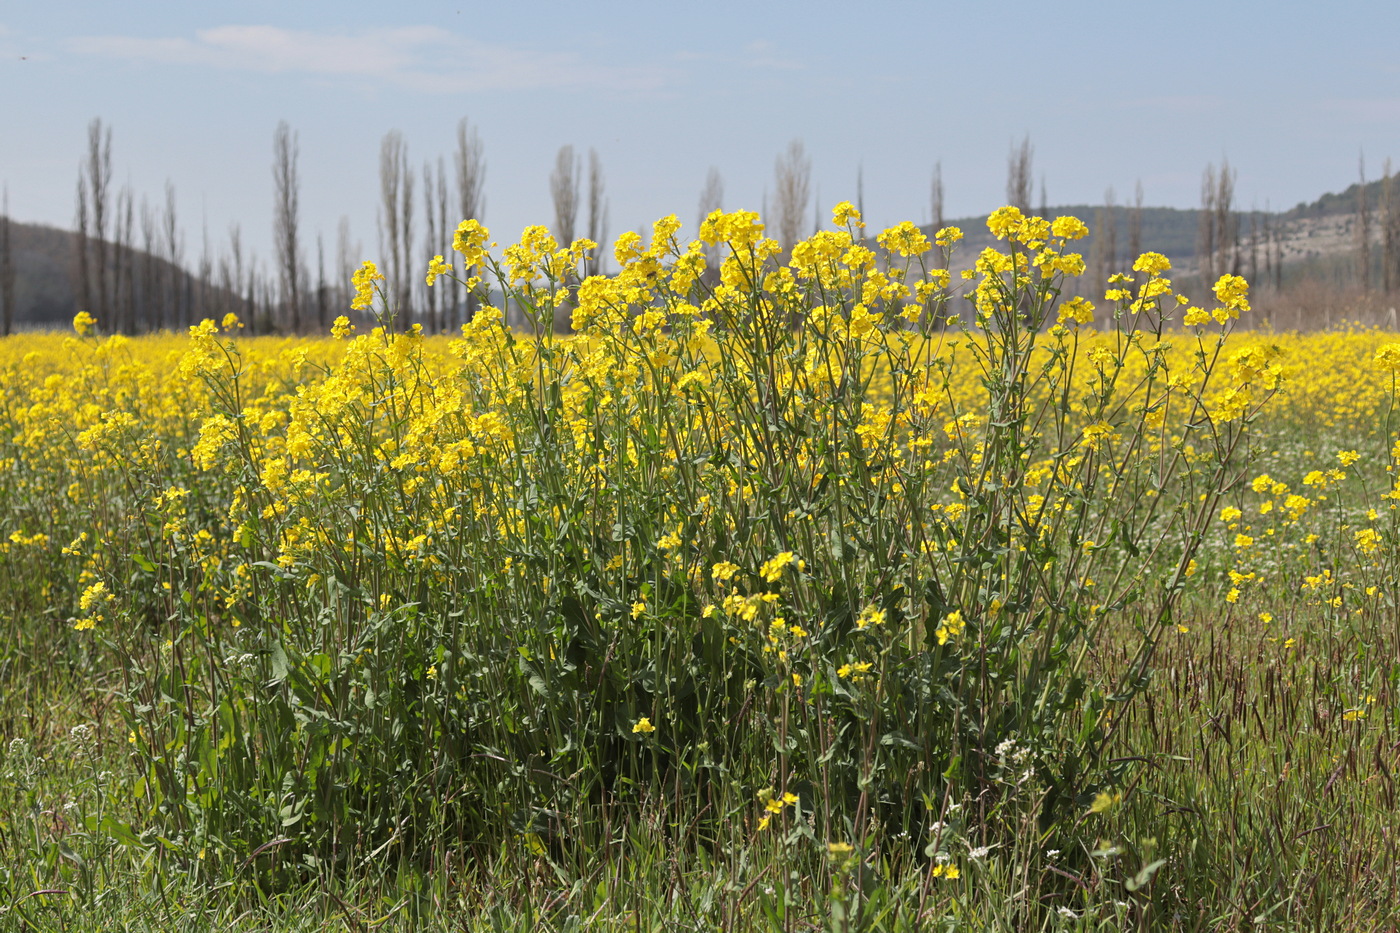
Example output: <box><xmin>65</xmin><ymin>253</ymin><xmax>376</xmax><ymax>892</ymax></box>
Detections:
<box><xmin>1</xmin><ymin>208</ymin><xmax>1399</xmax><ymax>931</ymax></box>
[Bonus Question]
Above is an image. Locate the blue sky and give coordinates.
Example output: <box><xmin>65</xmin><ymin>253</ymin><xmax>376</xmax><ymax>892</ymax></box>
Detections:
<box><xmin>3</xmin><ymin>1</ymin><xmax>1400</xmax><ymax>274</ymax></box>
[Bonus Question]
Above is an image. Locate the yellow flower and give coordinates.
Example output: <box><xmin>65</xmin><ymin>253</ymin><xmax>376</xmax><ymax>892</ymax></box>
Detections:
<box><xmin>855</xmin><ymin>605</ymin><xmax>886</xmax><ymax>629</ymax></box>
<box><xmin>631</xmin><ymin>717</ymin><xmax>655</xmax><ymax>734</ymax></box>
<box><xmin>425</xmin><ymin>254</ymin><xmax>452</xmax><ymax>286</ymax></box>
<box><xmin>986</xmin><ymin>206</ymin><xmax>1024</xmax><ymax>240</ymax></box>
<box><xmin>72</xmin><ymin>311</ymin><xmax>97</xmax><ymax>336</ymax></box>
<box><xmin>837</xmin><ymin>661</ymin><xmax>873</xmax><ymax>681</ymax></box>
<box><xmin>1132</xmin><ymin>252</ymin><xmax>1171</xmax><ymax>275</ymax></box>
<box><xmin>934</xmin><ymin>226</ymin><xmax>963</xmax><ymax>247</ymax></box>
<box><xmin>452</xmin><ymin>219</ymin><xmax>490</xmax><ymax>267</ymax></box>
<box><xmin>1050</xmin><ymin>215</ymin><xmax>1089</xmax><ymax>239</ymax></box>
<box><xmin>1087</xmin><ymin>790</ymin><xmax>1122</xmax><ymax>814</ymax></box>
<box><xmin>1056</xmin><ymin>296</ymin><xmax>1094</xmax><ymax>324</ymax></box>
<box><xmin>1375</xmin><ymin>343</ymin><xmax>1400</xmax><ymax>373</ymax></box>
<box><xmin>1213</xmin><ymin>273</ymin><xmax>1251</xmax><ymax>314</ymax></box>
<box><xmin>935</xmin><ymin>610</ymin><xmax>965</xmax><ymax>645</ymax></box>
<box><xmin>331</xmin><ymin>315</ymin><xmax>355</xmax><ymax>339</ymax></box>
<box><xmin>759</xmin><ymin>551</ymin><xmax>800</xmax><ymax>583</ymax></box>
<box><xmin>351</xmin><ymin>260</ymin><xmax>384</xmax><ymax>311</ymax></box>
<box><xmin>877</xmin><ymin>221</ymin><xmax>931</xmax><ymax>257</ymax></box>
<box><xmin>831</xmin><ymin>201</ymin><xmax>864</xmax><ymax>229</ymax></box>
<box><xmin>711</xmin><ymin>561</ymin><xmax>740</xmax><ymax>582</ymax></box>
<box><xmin>1182</xmin><ymin>306</ymin><xmax>1210</xmax><ymax>327</ymax></box>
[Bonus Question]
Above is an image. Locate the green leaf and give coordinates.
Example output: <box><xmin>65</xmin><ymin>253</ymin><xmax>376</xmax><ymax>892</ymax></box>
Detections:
<box><xmin>1125</xmin><ymin>858</ymin><xmax>1167</xmax><ymax>892</ymax></box>
<box><xmin>269</xmin><ymin>641</ymin><xmax>289</xmax><ymax>685</ymax></box>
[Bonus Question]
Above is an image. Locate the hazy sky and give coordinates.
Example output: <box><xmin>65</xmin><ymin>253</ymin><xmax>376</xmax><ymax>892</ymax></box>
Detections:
<box><xmin>4</xmin><ymin>0</ymin><xmax>1400</xmax><ymax>277</ymax></box>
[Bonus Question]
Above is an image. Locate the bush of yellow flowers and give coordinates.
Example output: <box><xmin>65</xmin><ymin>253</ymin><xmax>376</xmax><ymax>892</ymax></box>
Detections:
<box><xmin>0</xmin><ymin>203</ymin><xmax>1287</xmax><ymax>886</ymax></box>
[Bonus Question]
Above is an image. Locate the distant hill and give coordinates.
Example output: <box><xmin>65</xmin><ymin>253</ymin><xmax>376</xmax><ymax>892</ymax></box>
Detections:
<box><xmin>0</xmin><ymin>217</ymin><xmax>300</xmax><ymax>333</ymax></box>
<box><xmin>6</xmin><ymin>221</ymin><xmax>83</xmax><ymax>326</ymax></box>
<box><xmin>0</xmin><ymin>218</ymin><xmax>230</xmax><ymax>331</ymax></box>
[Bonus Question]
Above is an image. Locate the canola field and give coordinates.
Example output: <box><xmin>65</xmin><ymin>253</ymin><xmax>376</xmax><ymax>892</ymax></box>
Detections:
<box><xmin>1</xmin><ymin>206</ymin><xmax>1398</xmax><ymax>930</ymax></box>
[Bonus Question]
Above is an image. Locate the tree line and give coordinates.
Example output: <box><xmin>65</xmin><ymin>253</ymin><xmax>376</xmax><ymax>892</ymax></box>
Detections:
<box><xmin>5</xmin><ymin>124</ymin><xmax>1400</xmax><ymax>337</ymax></box>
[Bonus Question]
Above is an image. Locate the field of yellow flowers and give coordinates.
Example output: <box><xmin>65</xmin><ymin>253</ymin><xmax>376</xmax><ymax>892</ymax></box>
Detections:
<box><xmin>1</xmin><ymin>206</ymin><xmax>1398</xmax><ymax>930</ymax></box>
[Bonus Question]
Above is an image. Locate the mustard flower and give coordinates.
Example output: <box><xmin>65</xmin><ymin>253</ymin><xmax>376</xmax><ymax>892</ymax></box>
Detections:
<box><xmin>934</xmin><ymin>226</ymin><xmax>963</xmax><ymax>247</ymax></box>
<box><xmin>351</xmin><ymin>260</ymin><xmax>384</xmax><ymax>311</ymax></box>
<box><xmin>831</xmin><ymin>201</ymin><xmax>864</xmax><ymax>228</ymax></box>
<box><xmin>759</xmin><ymin>551</ymin><xmax>801</xmax><ymax>583</ymax></box>
<box><xmin>1213</xmin><ymin>274</ymin><xmax>1251</xmax><ymax>314</ymax></box>
<box><xmin>425</xmin><ymin>254</ymin><xmax>452</xmax><ymax>286</ymax></box>
<box><xmin>1132</xmin><ymin>252</ymin><xmax>1171</xmax><ymax>276</ymax></box>
<box><xmin>452</xmin><ymin>219</ymin><xmax>490</xmax><ymax>267</ymax></box>
<box><xmin>935</xmin><ymin>610</ymin><xmax>965</xmax><ymax>645</ymax></box>
<box><xmin>1050</xmin><ymin>215</ymin><xmax>1089</xmax><ymax>239</ymax></box>
<box><xmin>986</xmin><ymin>206</ymin><xmax>1025</xmax><ymax>240</ymax></box>
<box><xmin>877</xmin><ymin>221</ymin><xmax>931</xmax><ymax>257</ymax></box>
<box><xmin>1374</xmin><ymin>343</ymin><xmax>1400</xmax><ymax>373</ymax></box>
<box><xmin>1056</xmin><ymin>296</ymin><xmax>1094</xmax><ymax>325</ymax></box>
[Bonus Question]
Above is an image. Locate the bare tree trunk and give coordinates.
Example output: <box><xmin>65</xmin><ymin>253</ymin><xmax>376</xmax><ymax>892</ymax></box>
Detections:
<box><xmin>380</xmin><ymin>131</ymin><xmax>408</xmax><ymax>326</ymax></box>
<box><xmin>75</xmin><ymin>179</ymin><xmax>91</xmax><ymax>320</ymax></box>
<box><xmin>336</xmin><ymin>216</ymin><xmax>356</xmax><ymax>321</ymax></box>
<box><xmin>1358</xmin><ymin>152</ymin><xmax>1372</xmax><ymax>292</ymax></box>
<box><xmin>1198</xmin><ymin>164</ymin><xmax>1218</xmax><ymax>289</ymax></box>
<box><xmin>773</xmin><ymin>138</ymin><xmax>811</xmax><ymax>251</ymax></box>
<box><xmin>434</xmin><ymin>158</ymin><xmax>449</xmax><ymax>330</ymax></box>
<box><xmin>316</xmin><ymin>233</ymin><xmax>328</xmax><ymax>333</ymax></box>
<box><xmin>1214</xmin><ymin>159</ymin><xmax>1237</xmax><ymax>277</ymax></box>
<box><xmin>1038</xmin><ymin>174</ymin><xmax>1048</xmax><ymax>218</ymax></box>
<box><xmin>551</xmin><ymin>144</ymin><xmax>581</xmax><ymax>246</ymax></box>
<box><xmin>587</xmin><ymin>148</ymin><xmax>608</xmax><ymax>276</ymax></box>
<box><xmin>930</xmin><ymin>162</ymin><xmax>944</xmax><ymax>231</ymax></box>
<box><xmin>1093</xmin><ymin>187</ymin><xmax>1117</xmax><ymax>301</ymax></box>
<box><xmin>273</xmin><ymin>121</ymin><xmax>303</xmax><ymax>331</ymax></box>
<box><xmin>697</xmin><ymin>167</ymin><xmax>725</xmax><ymax>230</ymax></box>
<box><xmin>856</xmin><ymin>164</ymin><xmax>865</xmax><ymax>227</ymax></box>
<box><xmin>455</xmin><ymin>118</ymin><xmax>486</xmax><ymax>325</ymax></box>
<box><xmin>113</xmin><ymin>186</ymin><xmax>134</xmax><ymax>332</ymax></box>
<box><xmin>164</xmin><ymin>182</ymin><xmax>182</xmax><ymax>328</ymax></box>
<box><xmin>1006</xmin><ymin>135</ymin><xmax>1032</xmax><ymax>214</ymax></box>
<box><xmin>86</xmin><ymin>119</ymin><xmax>113</xmax><ymax>325</ymax></box>
<box><xmin>1248</xmin><ymin>210</ymin><xmax>1260</xmax><ymax>289</ymax></box>
<box><xmin>0</xmin><ymin>187</ymin><xmax>12</xmax><ymax>336</ymax></box>
<box><xmin>196</xmin><ymin>220</ymin><xmax>212</xmax><ymax>328</ymax></box>
<box><xmin>245</xmin><ymin>254</ymin><xmax>259</xmax><ymax>333</ymax></box>
<box><xmin>140</xmin><ymin>199</ymin><xmax>158</xmax><ymax>330</ymax></box>
<box><xmin>1383</xmin><ymin>160</ymin><xmax>1395</xmax><ymax>294</ymax></box>
<box><xmin>400</xmin><ymin>162</ymin><xmax>415</xmax><ymax>328</ymax></box>
<box><xmin>1128</xmin><ymin>181</ymin><xmax>1144</xmax><ymax>264</ymax></box>
<box><xmin>228</xmin><ymin>224</ymin><xmax>244</xmax><ymax>327</ymax></box>
<box><xmin>698</xmin><ymin>167</ymin><xmax>724</xmax><ymax>274</ymax></box>
<box><xmin>423</xmin><ymin>159</ymin><xmax>440</xmax><ymax>332</ymax></box>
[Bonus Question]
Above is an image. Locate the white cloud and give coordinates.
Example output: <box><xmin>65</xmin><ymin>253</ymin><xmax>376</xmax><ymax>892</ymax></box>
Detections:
<box><xmin>66</xmin><ymin>25</ymin><xmax>670</xmax><ymax>94</ymax></box>
<box><xmin>742</xmin><ymin>39</ymin><xmax>802</xmax><ymax>72</ymax></box>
